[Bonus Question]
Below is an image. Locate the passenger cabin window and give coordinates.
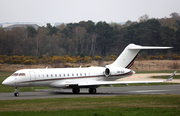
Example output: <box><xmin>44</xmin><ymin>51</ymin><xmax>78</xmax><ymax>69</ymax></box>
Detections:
<box><xmin>72</xmin><ymin>74</ymin><xmax>74</xmax><ymax>76</ymax></box>
<box><xmin>59</xmin><ymin>74</ymin><xmax>61</xmax><ymax>77</ymax></box>
<box><xmin>55</xmin><ymin>74</ymin><xmax>57</xmax><ymax>77</ymax></box>
<box><xmin>47</xmin><ymin>74</ymin><xmax>48</xmax><ymax>77</ymax></box>
<box><xmin>38</xmin><ymin>74</ymin><xmax>40</xmax><ymax>77</ymax></box>
<box><xmin>51</xmin><ymin>74</ymin><xmax>53</xmax><ymax>77</ymax></box>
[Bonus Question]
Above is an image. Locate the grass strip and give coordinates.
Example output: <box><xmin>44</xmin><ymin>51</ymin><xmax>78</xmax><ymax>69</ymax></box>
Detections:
<box><xmin>152</xmin><ymin>75</ymin><xmax>180</xmax><ymax>79</ymax></box>
<box><xmin>0</xmin><ymin>107</ymin><xmax>179</xmax><ymax>116</ymax></box>
<box><xmin>0</xmin><ymin>95</ymin><xmax>180</xmax><ymax>115</ymax></box>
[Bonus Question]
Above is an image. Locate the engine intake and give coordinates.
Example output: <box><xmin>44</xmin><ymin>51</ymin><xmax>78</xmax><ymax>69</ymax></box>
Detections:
<box><xmin>104</xmin><ymin>67</ymin><xmax>132</xmax><ymax>77</ymax></box>
<box><xmin>105</xmin><ymin>68</ymin><xmax>110</xmax><ymax>77</ymax></box>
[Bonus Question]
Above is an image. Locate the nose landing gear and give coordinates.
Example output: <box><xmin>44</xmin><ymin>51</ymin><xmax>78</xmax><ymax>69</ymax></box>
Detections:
<box><xmin>14</xmin><ymin>87</ymin><xmax>19</xmax><ymax>97</ymax></box>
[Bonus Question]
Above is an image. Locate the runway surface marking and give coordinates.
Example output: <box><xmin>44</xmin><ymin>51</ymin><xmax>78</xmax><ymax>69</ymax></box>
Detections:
<box><xmin>130</xmin><ymin>90</ymin><xmax>168</xmax><ymax>93</ymax></box>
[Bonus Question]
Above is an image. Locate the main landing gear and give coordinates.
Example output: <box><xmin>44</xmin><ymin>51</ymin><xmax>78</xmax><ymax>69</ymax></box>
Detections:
<box><xmin>14</xmin><ymin>87</ymin><xmax>19</xmax><ymax>97</ymax></box>
<box><xmin>89</xmin><ymin>88</ymin><xmax>97</xmax><ymax>94</ymax></box>
<box><xmin>72</xmin><ymin>87</ymin><xmax>97</xmax><ymax>94</ymax></box>
<box><xmin>72</xmin><ymin>88</ymin><xmax>80</xmax><ymax>94</ymax></box>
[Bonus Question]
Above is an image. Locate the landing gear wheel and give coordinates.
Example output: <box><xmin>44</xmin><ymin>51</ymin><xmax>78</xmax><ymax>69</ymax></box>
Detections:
<box><xmin>14</xmin><ymin>92</ymin><xmax>19</xmax><ymax>97</ymax></box>
<box><xmin>14</xmin><ymin>87</ymin><xmax>19</xmax><ymax>97</ymax></box>
<box><xmin>89</xmin><ymin>88</ymin><xmax>97</xmax><ymax>94</ymax></box>
<box><xmin>72</xmin><ymin>88</ymin><xmax>80</xmax><ymax>94</ymax></box>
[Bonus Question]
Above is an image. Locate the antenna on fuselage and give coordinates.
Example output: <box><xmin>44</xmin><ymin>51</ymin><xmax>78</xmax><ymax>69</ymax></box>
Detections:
<box><xmin>46</xmin><ymin>66</ymin><xmax>48</xmax><ymax>69</ymax></box>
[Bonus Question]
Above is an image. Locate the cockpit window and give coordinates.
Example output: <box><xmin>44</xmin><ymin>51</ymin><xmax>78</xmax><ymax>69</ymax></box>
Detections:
<box><xmin>12</xmin><ymin>73</ymin><xmax>18</xmax><ymax>76</ymax></box>
<box><xmin>11</xmin><ymin>73</ymin><xmax>26</xmax><ymax>76</ymax></box>
<box><xmin>19</xmin><ymin>73</ymin><xmax>26</xmax><ymax>76</ymax></box>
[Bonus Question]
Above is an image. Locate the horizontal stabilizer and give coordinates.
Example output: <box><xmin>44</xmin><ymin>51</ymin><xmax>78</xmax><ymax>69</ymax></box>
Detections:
<box><xmin>128</xmin><ymin>44</ymin><xmax>173</xmax><ymax>50</ymax></box>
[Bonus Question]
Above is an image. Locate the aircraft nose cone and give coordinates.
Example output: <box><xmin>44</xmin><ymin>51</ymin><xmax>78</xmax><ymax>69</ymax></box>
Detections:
<box><xmin>2</xmin><ymin>78</ymin><xmax>12</xmax><ymax>86</ymax></box>
<box><xmin>2</xmin><ymin>79</ymin><xmax>9</xmax><ymax>85</ymax></box>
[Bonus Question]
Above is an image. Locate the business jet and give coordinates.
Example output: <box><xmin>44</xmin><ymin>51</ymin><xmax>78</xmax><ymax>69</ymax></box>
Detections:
<box><xmin>2</xmin><ymin>44</ymin><xmax>176</xmax><ymax>97</ymax></box>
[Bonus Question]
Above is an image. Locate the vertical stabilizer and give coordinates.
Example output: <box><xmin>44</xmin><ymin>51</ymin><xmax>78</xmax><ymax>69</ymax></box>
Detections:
<box><xmin>106</xmin><ymin>44</ymin><xmax>172</xmax><ymax>68</ymax></box>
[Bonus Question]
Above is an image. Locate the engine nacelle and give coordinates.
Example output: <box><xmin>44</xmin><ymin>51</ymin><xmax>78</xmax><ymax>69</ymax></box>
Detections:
<box><xmin>104</xmin><ymin>67</ymin><xmax>132</xmax><ymax>77</ymax></box>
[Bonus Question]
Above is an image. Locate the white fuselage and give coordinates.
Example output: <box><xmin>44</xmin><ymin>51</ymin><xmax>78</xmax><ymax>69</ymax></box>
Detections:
<box><xmin>2</xmin><ymin>66</ymin><xmax>133</xmax><ymax>88</ymax></box>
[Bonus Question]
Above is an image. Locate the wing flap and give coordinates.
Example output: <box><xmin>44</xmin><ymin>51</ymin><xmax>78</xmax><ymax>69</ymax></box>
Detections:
<box><xmin>78</xmin><ymin>80</ymin><xmax>164</xmax><ymax>86</ymax></box>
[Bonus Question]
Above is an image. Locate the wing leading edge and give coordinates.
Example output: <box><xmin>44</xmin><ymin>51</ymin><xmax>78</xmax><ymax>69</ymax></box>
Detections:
<box><xmin>50</xmin><ymin>71</ymin><xmax>176</xmax><ymax>88</ymax></box>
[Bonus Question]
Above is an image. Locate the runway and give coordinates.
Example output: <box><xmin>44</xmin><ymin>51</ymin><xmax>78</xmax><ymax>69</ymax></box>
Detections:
<box><xmin>0</xmin><ymin>84</ymin><xmax>180</xmax><ymax>100</ymax></box>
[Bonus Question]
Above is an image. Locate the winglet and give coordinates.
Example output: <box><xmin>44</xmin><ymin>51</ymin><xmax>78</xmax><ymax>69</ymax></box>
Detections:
<box><xmin>166</xmin><ymin>71</ymin><xmax>177</xmax><ymax>81</ymax></box>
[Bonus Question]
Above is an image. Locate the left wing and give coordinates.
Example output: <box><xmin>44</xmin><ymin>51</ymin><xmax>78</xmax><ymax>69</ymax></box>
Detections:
<box><xmin>50</xmin><ymin>71</ymin><xmax>176</xmax><ymax>88</ymax></box>
<box><xmin>78</xmin><ymin>71</ymin><xmax>177</xmax><ymax>86</ymax></box>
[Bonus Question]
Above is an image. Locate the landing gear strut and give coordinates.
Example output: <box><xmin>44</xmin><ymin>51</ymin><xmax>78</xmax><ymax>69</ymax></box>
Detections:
<box><xmin>89</xmin><ymin>88</ymin><xmax>97</xmax><ymax>94</ymax></box>
<box><xmin>14</xmin><ymin>87</ymin><xmax>19</xmax><ymax>97</ymax></box>
<box><xmin>72</xmin><ymin>88</ymin><xmax>80</xmax><ymax>94</ymax></box>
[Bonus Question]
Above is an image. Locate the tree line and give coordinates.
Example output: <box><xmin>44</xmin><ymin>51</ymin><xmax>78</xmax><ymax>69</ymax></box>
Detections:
<box><xmin>0</xmin><ymin>12</ymin><xmax>180</xmax><ymax>58</ymax></box>
<box><xmin>1</xmin><ymin>53</ymin><xmax>180</xmax><ymax>67</ymax></box>
<box><xmin>0</xmin><ymin>55</ymin><xmax>117</xmax><ymax>65</ymax></box>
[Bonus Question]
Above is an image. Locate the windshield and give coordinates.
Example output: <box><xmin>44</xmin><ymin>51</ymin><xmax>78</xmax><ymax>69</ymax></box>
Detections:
<box><xmin>11</xmin><ymin>73</ymin><xmax>26</xmax><ymax>76</ymax></box>
<box><xmin>11</xmin><ymin>73</ymin><xmax>18</xmax><ymax>76</ymax></box>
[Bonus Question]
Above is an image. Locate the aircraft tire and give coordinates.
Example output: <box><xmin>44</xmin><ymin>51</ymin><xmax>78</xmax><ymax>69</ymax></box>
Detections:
<box><xmin>72</xmin><ymin>88</ymin><xmax>80</xmax><ymax>94</ymax></box>
<box><xmin>89</xmin><ymin>88</ymin><xmax>96</xmax><ymax>94</ymax></box>
<box><xmin>14</xmin><ymin>93</ymin><xmax>19</xmax><ymax>97</ymax></box>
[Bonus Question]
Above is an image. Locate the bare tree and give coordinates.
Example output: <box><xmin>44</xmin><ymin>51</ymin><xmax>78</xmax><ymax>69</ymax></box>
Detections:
<box><xmin>58</xmin><ymin>23</ymin><xmax>66</xmax><ymax>31</ymax></box>
<box><xmin>89</xmin><ymin>33</ymin><xmax>97</xmax><ymax>56</ymax></box>
<box><xmin>139</xmin><ymin>14</ymin><xmax>149</xmax><ymax>22</ymax></box>
<box><xmin>72</xmin><ymin>26</ymin><xmax>87</xmax><ymax>54</ymax></box>
<box><xmin>170</xmin><ymin>12</ymin><xmax>180</xmax><ymax>20</ymax></box>
<box><xmin>125</xmin><ymin>20</ymin><xmax>133</xmax><ymax>26</ymax></box>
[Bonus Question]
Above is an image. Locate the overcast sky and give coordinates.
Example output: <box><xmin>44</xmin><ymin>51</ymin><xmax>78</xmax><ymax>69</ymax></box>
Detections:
<box><xmin>0</xmin><ymin>0</ymin><xmax>180</xmax><ymax>23</ymax></box>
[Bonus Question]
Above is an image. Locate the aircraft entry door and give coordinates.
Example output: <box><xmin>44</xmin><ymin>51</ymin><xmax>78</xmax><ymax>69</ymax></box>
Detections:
<box><xmin>29</xmin><ymin>71</ymin><xmax>36</xmax><ymax>86</ymax></box>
